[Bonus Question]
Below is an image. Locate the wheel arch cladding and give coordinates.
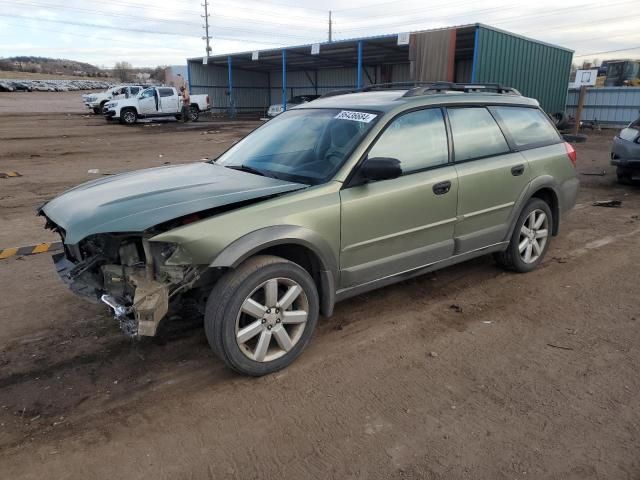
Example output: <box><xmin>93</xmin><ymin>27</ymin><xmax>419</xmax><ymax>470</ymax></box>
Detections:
<box><xmin>530</xmin><ymin>187</ymin><xmax>559</xmax><ymax>235</ymax></box>
<box><xmin>209</xmin><ymin>225</ymin><xmax>337</xmax><ymax>317</ymax></box>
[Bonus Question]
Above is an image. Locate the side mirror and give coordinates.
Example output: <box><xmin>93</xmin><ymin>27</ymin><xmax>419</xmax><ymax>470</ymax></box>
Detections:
<box><xmin>354</xmin><ymin>157</ymin><xmax>402</xmax><ymax>185</ymax></box>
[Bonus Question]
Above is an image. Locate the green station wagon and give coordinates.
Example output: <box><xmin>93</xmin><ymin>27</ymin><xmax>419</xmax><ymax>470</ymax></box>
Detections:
<box><xmin>40</xmin><ymin>82</ymin><xmax>579</xmax><ymax>376</ymax></box>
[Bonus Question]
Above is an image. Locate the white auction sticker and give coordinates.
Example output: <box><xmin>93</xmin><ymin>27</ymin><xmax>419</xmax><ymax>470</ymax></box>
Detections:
<box><xmin>334</xmin><ymin>110</ymin><xmax>377</xmax><ymax>123</ymax></box>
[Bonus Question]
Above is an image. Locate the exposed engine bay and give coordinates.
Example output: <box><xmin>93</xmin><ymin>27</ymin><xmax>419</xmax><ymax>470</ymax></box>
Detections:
<box><xmin>46</xmin><ymin>220</ymin><xmax>206</xmax><ymax>337</ymax></box>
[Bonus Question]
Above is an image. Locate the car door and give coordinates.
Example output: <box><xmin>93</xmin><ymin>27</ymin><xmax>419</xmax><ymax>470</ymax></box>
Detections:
<box><xmin>339</xmin><ymin>108</ymin><xmax>459</xmax><ymax>288</ymax></box>
<box><xmin>138</xmin><ymin>88</ymin><xmax>157</xmax><ymax>115</ymax></box>
<box><xmin>158</xmin><ymin>88</ymin><xmax>178</xmax><ymax>113</ymax></box>
<box><xmin>447</xmin><ymin>106</ymin><xmax>531</xmax><ymax>253</ymax></box>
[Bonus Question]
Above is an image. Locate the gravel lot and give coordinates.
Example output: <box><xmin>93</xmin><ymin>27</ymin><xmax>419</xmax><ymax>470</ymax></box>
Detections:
<box><xmin>0</xmin><ymin>92</ymin><xmax>639</xmax><ymax>479</ymax></box>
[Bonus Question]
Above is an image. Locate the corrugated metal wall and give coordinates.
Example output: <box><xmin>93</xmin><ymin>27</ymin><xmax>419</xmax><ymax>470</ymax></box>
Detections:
<box><xmin>566</xmin><ymin>87</ymin><xmax>640</xmax><ymax>127</ymax></box>
<box><xmin>474</xmin><ymin>26</ymin><xmax>573</xmax><ymax>114</ymax></box>
<box><xmin>188</xmin><ymin>60</ymin><xmax>270</xmax><ymax>112</ymax></box>
<box><xmin>189</xmin><ymin>60</ymin><xmax>409</xmax><ymax>114</ymax></box>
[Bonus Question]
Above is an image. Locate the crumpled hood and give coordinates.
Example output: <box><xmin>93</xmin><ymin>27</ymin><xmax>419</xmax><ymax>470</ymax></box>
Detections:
<box><xmin>41</xmin><ymin>162</ymin><xmax>306</xmax><ymax>244</ymax></box>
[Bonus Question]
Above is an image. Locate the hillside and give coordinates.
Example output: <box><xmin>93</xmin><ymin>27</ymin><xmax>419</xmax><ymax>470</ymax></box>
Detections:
<box><xmin>0</xmin><ymin>56</ymin><xmax>108</xmax><ymax>77</ymax></box>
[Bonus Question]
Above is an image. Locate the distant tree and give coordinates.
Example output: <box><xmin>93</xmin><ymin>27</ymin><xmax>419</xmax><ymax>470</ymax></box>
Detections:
<box><xmin>114</xmin><ymin>61</ymin><xmax>133</xmax><ymax>82</ymax></box>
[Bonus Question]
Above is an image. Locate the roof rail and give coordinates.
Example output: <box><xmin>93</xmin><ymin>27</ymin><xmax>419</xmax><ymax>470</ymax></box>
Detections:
<box><xmin>403</xmin><ymin>82</ymin><xmax>521</xmax><ymax>97</ymax></box>
<box><xmin>320</xmin><ymin>81</ymin><xmax>434</xmax><ymax>98</ymax></box>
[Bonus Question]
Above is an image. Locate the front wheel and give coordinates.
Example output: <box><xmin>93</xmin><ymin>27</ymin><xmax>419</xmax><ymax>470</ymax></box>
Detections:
<box><xmin>495</xmin><ymin>198</ymin><xmax>552</xmax><ymax>273</ymax></box>
<box><xmin>204</xmin><ymin>255</ymin><xmax>319</xmax><ymax>376</ymax></box>
<box><xmin>120</xmin><ymin>108</ymin><xmax>138</xmax><ymax>125</ymax></box>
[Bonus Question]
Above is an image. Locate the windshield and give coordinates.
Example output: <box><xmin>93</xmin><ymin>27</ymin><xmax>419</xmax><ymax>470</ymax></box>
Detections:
<box><xmin>216</xmin><ymin>108</ymin><xmax>379</xmax><ymax>185</ymax></box>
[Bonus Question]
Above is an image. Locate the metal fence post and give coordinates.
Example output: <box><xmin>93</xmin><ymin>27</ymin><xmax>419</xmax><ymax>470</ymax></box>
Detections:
<box><xmin>282</xmin><ymin>49</ymin><xmax>287</xmax><ymax>112</ymax></box>
<box><xmin>227</xmin><ymin>55</ymin><xmax>236</xmax><ymax>118</ymax></box>
<box><xmin>357</xmin><ymin>41</ymin><xmax>363</xmax><ymax>89</ymax></box>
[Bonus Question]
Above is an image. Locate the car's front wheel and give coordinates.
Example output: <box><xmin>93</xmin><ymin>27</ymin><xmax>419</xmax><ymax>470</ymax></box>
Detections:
<box><xmin>120</xmin><ymin>108</ymin><xmax>138</xmax><ymax>125</ymax></box>
<box><xmin>495</xmin><ymin>198</ymin><xmax>552</xmax><ymax>273</ymax></box>
<box><xmin>204</xmin><ymin>255</ymin><xmax>319</xmax><ymax>376</ymax></box>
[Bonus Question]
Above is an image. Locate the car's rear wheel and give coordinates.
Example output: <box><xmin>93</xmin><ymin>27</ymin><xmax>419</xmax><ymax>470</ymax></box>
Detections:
<box><xmin>189</xmin><ymin>105</ymin><xmax>199</xmax><ymax>122</ymax></box>
<box><xmin>495</xmin><ymin>198</ymin><xmax>552</xmax><ymax>273</ymax></box>
<box><xmin>204</xmin><ymin>255</ymin><xmax>319</xmax><ymax>376</ymax></box>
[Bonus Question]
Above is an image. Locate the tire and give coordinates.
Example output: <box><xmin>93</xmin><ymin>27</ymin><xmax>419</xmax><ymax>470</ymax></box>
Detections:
<box><xmin>189</xmin><ymin>105</ymin><xmax>199</xmax><ymax>122</ymax></box>
<box><xmin>550</xmin><ymin>111</ymin><xmax>570</xmax><ymax>131</ymax></box>
<box><xmin>92</xmin><ymin>107</ymin><xmax>101</xmax><ymax>114</ymax></box>
<box><xmin>616</xmin><ymin>167</ymin><xmax>633</xmax><ymax>185</ymax></box>
<box><xmin>204</xmin><ymin>255</ymin><xmax>319</xmax><ymax>376</ymax></box>
<box><xmin>120</xmin><ymin>108</ymin><xmax>137</xmax><ymax>125</ymax></box>
<box><xmin>495</xmin><ymin>198</ymin><xmax>553</xmax><ymax>273</ymax></box>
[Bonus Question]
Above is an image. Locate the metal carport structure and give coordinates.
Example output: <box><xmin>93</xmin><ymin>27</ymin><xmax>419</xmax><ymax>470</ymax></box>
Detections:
<box><xmin>187</xmin><ymin>24</ymin><xmax>573</xmax><ymax>116</ymax></box>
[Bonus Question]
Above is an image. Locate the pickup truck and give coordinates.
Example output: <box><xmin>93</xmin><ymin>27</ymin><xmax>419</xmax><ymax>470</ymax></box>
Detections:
<box><xmin>104</xmin><ymin>86</ymin><xmax>210</xmax><ymax>124</ymax></box>
<box><xmin>83</xmin><ymin>85</ymin><xmax>144</xmax><ymax>114</ymax></box>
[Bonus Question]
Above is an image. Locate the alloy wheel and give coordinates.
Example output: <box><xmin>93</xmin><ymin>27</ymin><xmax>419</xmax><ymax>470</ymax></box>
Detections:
<box><xmin>519</xmin><ymin>209</ymin><xmax>549</xmax><ymax>264</ymax></box>
<box><xmin>235</xmin><ymin>277</ymin><xmax>309</xmax><ymax>362</ymax></box>
<box><xmin>123</xmin><ymin>111</ymin><xmax>136</xmax><ymax>124</ymax></box>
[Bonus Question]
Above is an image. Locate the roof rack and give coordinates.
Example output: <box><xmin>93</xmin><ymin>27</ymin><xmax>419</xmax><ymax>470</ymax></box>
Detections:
<box><xmin>320</xmin><ymin>81</ymin><xmax>434</xmax><ymax>98</ymax></box>
<box><xmin>403</xmin><ymin>82</ymin><xmax>521</xmax><ymax>97</ymax></box>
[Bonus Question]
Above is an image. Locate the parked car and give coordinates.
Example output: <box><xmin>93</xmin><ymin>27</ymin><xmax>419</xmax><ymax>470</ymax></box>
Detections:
<box><xmin>267</xmin><ymin>94</ymin><xmax>321</xmax><ymax>117</ymax></box>
<box><xmin>103</xmin><ymin>86</ymin><xmax>210</xmax><ymax>124</ymax></box>
<box><xmin>39</xmin><ymin>83</ymin><xmax>579</xmax><ymax>376</ymax></box>
<box><xmin>83</xmin><ymin>85</ymin><xmax>143</xmax><ymax>114</ymax></box>
<box><xmin>611</xmin><ymin>115</ymin><xmax>640</xmax><ymax>183</ymax></box>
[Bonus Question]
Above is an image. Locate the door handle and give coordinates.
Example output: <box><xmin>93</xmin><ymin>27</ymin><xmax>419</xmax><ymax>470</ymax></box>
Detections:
<box><xmin>433</xmin><ymin>180</ymin><xmax>452</xmax><ymax>195</ymax></box>
<box><xmin>511</xmin><ymin>164</ymin><xmax>525</xmax><ymax>176</ymax></box>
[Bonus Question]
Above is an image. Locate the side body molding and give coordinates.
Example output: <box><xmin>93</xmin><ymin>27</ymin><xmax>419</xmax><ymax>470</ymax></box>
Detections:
<box><xmin>210</xmin><ymin>225</ymin><xmax>338</xmax><ymax>317</ymax></box>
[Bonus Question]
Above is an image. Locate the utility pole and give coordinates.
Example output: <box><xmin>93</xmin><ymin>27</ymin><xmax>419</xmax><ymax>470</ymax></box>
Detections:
<box><xmin>202</xmin><ymin>1</ymin><xmax>212</xmax><ymax>57</ymax></box>
<box><xmin>328</xmin><ymin>10</ymin><xmax>332</xmax><ymax>42</ymax></box>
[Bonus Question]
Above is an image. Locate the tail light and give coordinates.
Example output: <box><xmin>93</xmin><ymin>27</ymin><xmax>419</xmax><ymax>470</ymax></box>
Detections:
<box><xmin>564</xmin><ymin>142</ymin><xmax>577</xmax><ymax>167</ymax></box>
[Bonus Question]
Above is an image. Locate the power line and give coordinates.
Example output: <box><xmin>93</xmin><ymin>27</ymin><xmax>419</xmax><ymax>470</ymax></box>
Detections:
<box><xmin>574</xmin><ymin>45</ymin><xmax>640</xmax><ymax>57</ymax></box>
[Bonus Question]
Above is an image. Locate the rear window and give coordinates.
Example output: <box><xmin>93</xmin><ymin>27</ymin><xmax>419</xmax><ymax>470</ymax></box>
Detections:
<box><xmin>448</xmin><ymin>107</ymin><xmax>510</xmax><ymax>161</ymax></box>
<box><xmin>492</xmin><ymin>106</ymin><xmax>561</xmax><ymax>148</ymax></box>
<box><xmin>130</xmin><ymin>87</ymin><xmax>140</xmax><ymax>94</ymax></box>
<box><xmin>159</xmin><ymin>88</ymin><xmax>174</xmax><ymax>98</ymax></box>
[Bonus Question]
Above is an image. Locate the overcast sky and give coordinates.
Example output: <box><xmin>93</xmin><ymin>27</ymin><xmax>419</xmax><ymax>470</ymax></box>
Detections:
<box><xmin>0</xmin><ymin>0</ymin><xmax>638</xmax><ymax>67</ymax></box>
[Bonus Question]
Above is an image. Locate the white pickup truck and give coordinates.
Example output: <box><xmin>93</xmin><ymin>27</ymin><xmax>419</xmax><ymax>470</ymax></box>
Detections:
<box><xmin>82</xmin><ymin>85</ymin><xmax>144</xmax><ymax>114</ymax></box>
<box><xmin>103</xmin><ymin>86</ymin><xmax>210</xmax><ymax>124</ymax></box>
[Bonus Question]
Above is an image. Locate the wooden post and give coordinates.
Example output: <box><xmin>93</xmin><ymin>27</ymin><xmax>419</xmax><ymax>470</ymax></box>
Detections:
<box><xmin>574</xmin><ymin>85</ymin><xmax>587</xmax><ymax>135</ymax></box>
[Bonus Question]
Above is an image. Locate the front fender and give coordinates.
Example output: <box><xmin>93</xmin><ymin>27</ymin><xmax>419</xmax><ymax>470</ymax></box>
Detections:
<box><xmin>210</xmin><ymin>224</ymin><xmax>337</xmax><ymax>276</ymax></box>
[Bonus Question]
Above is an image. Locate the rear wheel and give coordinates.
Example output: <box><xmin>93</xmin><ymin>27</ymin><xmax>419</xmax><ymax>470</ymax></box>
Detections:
<box><xmin>495</xmin><ymin>198</ymin><xmax>552</xmax><ymax>273</ymax></box>
<box><xmin>204</xmin><ymin>255</ymin><xmax>319</xmax><ymax>376</ymax></box>
<box><xmin>189</xmin><ymin>105</ymin><xmax>199</xmax><ymax>122</ymax></box>
<box><xmin>92</xmin><ymin>107</ymin><xmax>101</xmax><ymax>114</ymax></box>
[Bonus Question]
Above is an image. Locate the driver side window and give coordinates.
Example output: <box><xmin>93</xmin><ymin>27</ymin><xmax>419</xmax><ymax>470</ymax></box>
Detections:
<box><xmin>367</xmin><ymin>108</ymin><xmax>449</xmax><ymax>174</ymax></box>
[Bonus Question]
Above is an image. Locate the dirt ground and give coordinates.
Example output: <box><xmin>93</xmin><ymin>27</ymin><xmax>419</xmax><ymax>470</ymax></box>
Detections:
<box><xmin>0</xmin><ymin>92</ymin><xmax>639</xmax><ymax>479</ymax></box>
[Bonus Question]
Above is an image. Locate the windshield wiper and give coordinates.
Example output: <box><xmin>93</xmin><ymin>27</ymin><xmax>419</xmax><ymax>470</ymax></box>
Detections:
<box><xmin>226</xmin><ymin>164</ymin><xmax>270</xmax><ymax>178</ymax></box>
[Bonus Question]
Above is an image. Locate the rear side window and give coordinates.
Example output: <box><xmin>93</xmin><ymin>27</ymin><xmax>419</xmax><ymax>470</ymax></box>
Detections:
<box><xmin>367</xmin><ymin>108</ymin><xmax>448</xmax><ymax>174</ymax></box>
<box><xmin>130</xmin><ymin>87</ymin><xmax>140</xmax><ymax>95</ymax></box>
<box><xmin>159</xmin><ymin>88</ymin><xmax>174</xmax><ymax>97</ymax></box>
<box><xmin>492</xmin><ymin>106</ymin><xmax>561</xmax><ymax>148</ymax></box>
<box><xmin>448</xmin><ymin>107</ymin><xmax>509</xmax><ymax>162</ymax></box>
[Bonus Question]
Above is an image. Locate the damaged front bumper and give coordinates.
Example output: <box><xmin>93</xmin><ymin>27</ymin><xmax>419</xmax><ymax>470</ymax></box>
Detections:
<box><xmin>52</xmin><ymin>239</ymin><xmax>194</xmax><ymax>339</ymax></box>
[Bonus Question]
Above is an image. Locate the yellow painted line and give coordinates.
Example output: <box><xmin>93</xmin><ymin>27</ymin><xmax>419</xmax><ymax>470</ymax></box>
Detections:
<box><xmin>31</xmin><ymin>243</ymin><xmax>51</xmax><ymax>254</ymax></box>
<box><xmin>0</xmin><ymin>247</ymin><xmax>18</xmax><ymax>259</ymax></box>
